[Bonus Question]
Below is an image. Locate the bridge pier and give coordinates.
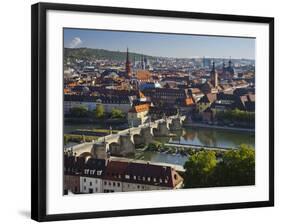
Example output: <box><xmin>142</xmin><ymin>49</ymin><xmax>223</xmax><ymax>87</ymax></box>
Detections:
<box><xmin>108</xmin><ymin>134</ymin><xmax>135</xmax><ymax>157</ymax></box>
<box><xmin>153</xmin><ymin>122</ymin><xmax>170</xmax><ymax>137</ymax></box>
<box><xmin>169</xmin><ymin>118</ymin><xmax>182</xmax><ymax>131</ymax></box>
<box><xmin>133</xmin><ymin>127</ymin><xmax>153</xmax><ymax>146</ymax></box>
<box><xmin>91</xmin><ymin>142</ymin><xmax>108</xmax><ymax>159</ymax></box>
<box><xmin>119</xmin><ymin>135</ymin><xmax>135</xmax><ymax>156</ymax></box>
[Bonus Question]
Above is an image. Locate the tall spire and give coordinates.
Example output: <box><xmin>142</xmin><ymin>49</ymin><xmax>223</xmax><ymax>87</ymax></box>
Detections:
<box><xmin>125</xmin><ymin>47</ymin><xmax>131</xmax><ymax>76</ymax></box>
<box><xmin>228</xmin><ymin>56</ymin><xmax>232</xmax><ymax>67</ymax></box>
<box><xmin>126</xmin><ymin>47</ymin><xmax>129</xmax><ymax>58</ymax></box>
<box><xmin>211</xmin><ymin>61</ymin><xmax>218</xmax><ymax>88</ymax></box>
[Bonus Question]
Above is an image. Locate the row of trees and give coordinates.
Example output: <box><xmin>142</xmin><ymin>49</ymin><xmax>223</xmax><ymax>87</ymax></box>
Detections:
<box><xmin>216</xmin><ymin>109</ymin><xmax>255</xmax><ymax>124</ymax></box>
<box><xmin>64</xmin><ymin>134</ymin><xmax>98</xmax><ymax>145</ymax></box>
<box><xmin>69</xmin><ymin>105</ymin><xmax>125</xmax><ymax>119</ymax></box>
<box><xmin>183</xmin><ymin>144</ymin><xmax>255</xmax><ymax>188</ymax></box>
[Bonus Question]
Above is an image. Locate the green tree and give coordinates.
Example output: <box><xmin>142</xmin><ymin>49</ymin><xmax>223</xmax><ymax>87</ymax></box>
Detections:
<box><xmin>216</xmin><ymin>109</ymin><xmax>255</xmax><ymax>124</ymax></box>
<box><xmin>183</xmin><ymin>145</ymin><xmax>255</xmax><ymax>188</ymax></box>
<box><xmin>214</xmin><ymin>144</ymin><xmax>255</xmax><ymax>186</ymax></box>
<box><xmin>64</xmin><ymin>135</ymin><xmax>69</xmax><ymax>146</ymax></box>
<box><xmin>184</xmin><ymin>150</ymin><xmax>217</xmax><ymax>188</ymax></box>
<box><xmin>147</xmin><ymin>141</ymin><xmax>162</xmax><ymax>151</ymax></box>
<box><xmin>95</xmin><ymin>104</ymin><xmax>105</xmax><ymax>118</ymax></box>
<box><xmin>70</xmin><ymin>106</ymin><xmax>88</xmax><ymax>117</ymax></box>
<box><xmin>111</xmin><ymin>108</ymin><xmax>124</xmax><ymax>119</ymax></box>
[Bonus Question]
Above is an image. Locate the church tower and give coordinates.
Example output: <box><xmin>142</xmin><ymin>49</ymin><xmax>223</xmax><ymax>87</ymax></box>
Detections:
<box><xmin>222</xmin><ymin>60</ymin><xmax>226</xmax><ymax>73</ymax></box>
<box><xmin>228</xmin><ymin>58</ymin><xmax>232</xmax><ymax>68</ymax></box>
<box><xmin>211</xmin><ymin>62</ymin><xmax>218</xmax><ymax>88</ymax></box>
<box><xmin>125</xmin><ymin>48</ymin><xmax>131</xmax><ymax>76</ymax></box>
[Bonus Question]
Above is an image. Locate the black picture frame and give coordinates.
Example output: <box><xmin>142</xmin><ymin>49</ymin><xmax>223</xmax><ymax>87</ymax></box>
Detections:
<box><xmin>31</xmin><ymin>2</ymin><xmax>274</xmax><ymax>222</ymax></box>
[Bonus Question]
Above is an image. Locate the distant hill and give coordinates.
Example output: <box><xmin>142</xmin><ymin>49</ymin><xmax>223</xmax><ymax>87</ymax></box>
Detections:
<box><xmin>64</xmin><ymin>47</ymin><xmax>155</xmax><ymax>62</ymax></box>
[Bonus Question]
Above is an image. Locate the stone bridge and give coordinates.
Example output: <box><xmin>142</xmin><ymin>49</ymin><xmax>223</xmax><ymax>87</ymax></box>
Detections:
<box><xmin>69</xmin><ymin>115</ymin><xmax>186</xmax><ymax>159</ymax></box>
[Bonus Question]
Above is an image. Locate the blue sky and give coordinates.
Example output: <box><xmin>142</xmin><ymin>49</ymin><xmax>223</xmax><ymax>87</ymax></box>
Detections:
<box><xmin>64</xmin><ymin>28</ymin><xmax>255</xmax><ymax>59</ymax></box>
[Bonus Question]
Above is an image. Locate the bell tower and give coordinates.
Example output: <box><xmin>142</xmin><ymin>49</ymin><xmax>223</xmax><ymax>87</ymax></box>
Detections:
<box><xmin>211</xmin><ymin>62</ymin><xmax>218</xmax><ymax>88</ymax></box>
<box><xmin>125</xmin><ymin>48</ymin><xmax>131</xmax><ymax>76</ymax></box>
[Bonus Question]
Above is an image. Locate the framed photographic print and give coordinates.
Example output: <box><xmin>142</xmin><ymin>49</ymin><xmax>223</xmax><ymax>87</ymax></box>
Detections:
<box><xmin>31</xmin><ymin>2</ymin><xmax>274</xmax><ymax>222</ymax></box>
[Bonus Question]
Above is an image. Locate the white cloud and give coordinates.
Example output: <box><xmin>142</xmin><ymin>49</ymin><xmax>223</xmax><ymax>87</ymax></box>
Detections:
<box><xmin>68</xmin><ymin>37</ymin><xmax>82</xmax><ymax>48</ymax></box>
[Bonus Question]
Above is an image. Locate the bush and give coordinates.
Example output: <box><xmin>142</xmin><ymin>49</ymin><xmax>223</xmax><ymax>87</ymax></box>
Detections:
<box><xmin>183</xmin><ymin>145</ymin><xmax>255</xmax><ymax>188</ymax></box>
<box><xmin>111</xmin><ymin>108</ymin><xmax>125</xmax><ymax>119</ymax></box>
<box><xmin>70</xmin><ymin>106</ymin><xmax>88</xmax><ymax>117</ymax></box>
<box><xmin>95</xmin><ymin>104</ymin><xmax>105</xmax><ymax>118</ymax></box>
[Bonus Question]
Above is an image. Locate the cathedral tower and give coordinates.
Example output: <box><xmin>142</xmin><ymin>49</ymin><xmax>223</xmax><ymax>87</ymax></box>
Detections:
<box><xmin>125</xmin><ymin>48</ymin><xmax>131</xmax><ymax>76</ymax></box>
<box><xmin>211</xmin><ymin>62</ymin><xmax>218</xmax><ymax>88</ymax></box>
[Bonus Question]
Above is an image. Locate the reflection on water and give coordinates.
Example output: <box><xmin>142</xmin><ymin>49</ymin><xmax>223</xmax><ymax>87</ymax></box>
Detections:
<box><xmin>168</xmin><ymin>127</ymin><xmax>255</xmax><ymax>149</ymax></box>
<box><xmin>142</xmin><ymin>127</ymin><xmax>255</xmax><ymax>166</ymax></box>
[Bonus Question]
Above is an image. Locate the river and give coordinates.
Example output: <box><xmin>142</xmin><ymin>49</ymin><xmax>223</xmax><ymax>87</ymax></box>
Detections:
<box><xmin>65</xmin><ymin>124</ymin><xmax>255</xmax><ymax>166</ymax></box>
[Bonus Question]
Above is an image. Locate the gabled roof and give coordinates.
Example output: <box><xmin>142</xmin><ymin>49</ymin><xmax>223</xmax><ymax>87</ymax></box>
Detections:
<box><xmin>198</xmin><ymin>93</ymin><xmax>217</xmax><ymax>104</ymax></box>
<box><xmin>103</xmin><ymin>160</ymin><xmax>183</xmax><ymax>188</ymax></box>
<box><xmin>83</xmin><ymin>158</ymin><xmax>107</xmax><ymax>178</ymax></box>
<box><xmin>129</xmin><ymin>103</ymin><xmax>150</xmax><ymax>113</ymax></box>
<box><xmin>136</xmin><ymin>70</ymin><xmax>151</xmax><ymax>80</ymax></box>
<box><xmin>185</xmin><ymin>97</ymin><xmax>195</xmax><ymax>106</ymax></box>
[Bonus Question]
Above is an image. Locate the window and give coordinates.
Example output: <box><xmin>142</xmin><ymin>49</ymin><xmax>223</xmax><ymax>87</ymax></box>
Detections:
<box><xmin>84</xmin><ymin>186</ymin><xmax>86</xmax><ymax>190</ymax></box>
<box><xmin>137</xmin><ymin>185</ymin><xmax>140</xmax><ymax>189</ymax></box>
<box><xmin>113</xmin><ymin>182</ymin><xmax>116</xmax><ymax>187</ymax></box>
<box><xmin>84</xmin><ymin>178</ymin><xmax>86</xmax><ymax>182</ymax></box>
<box><xmin>89</xmin><ymin>181</ymin><xmax>92</xmax><ymax>186</ymax></box>
<box><xmin>89</xmin><ymin>188</ymin><xmax>93</xmax><ymax>193</ymax></box>
<box><xmin>117</xmin><ymin>183</ymin><xmax>120</xmax><ymax>187</ymax></box>
<box><xmin>95</xmin><ymin>188</ymin><xmax>98</xmax><ymax>192</ymax></box>
<box><xmin>104</xmin><ymin>181</ymin><xmax>107</xmax><ymax>185</ymax></box>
